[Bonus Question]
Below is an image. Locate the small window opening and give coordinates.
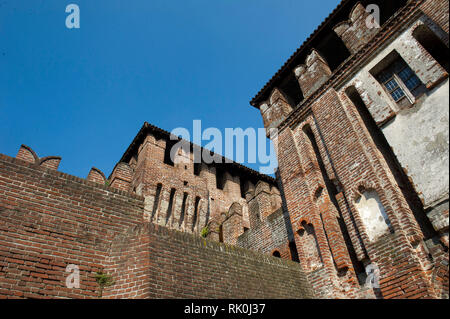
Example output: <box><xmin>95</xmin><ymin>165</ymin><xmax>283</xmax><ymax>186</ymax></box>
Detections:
<box><xmin>272</xmin><ymin>251</ymin><xmax>281</xmax><ymax>258</ymax></box>
<box><xmin>192</xmin><ymin>196</ymin><xmax>201</xmax><ymax>231</ymax></box>
<box><xmin>194</xmin><ymin>162</ymin><xmax>202</xmax><ymax>176</ymax></box>
<box><xmin>179</xmin><ymin>192</ymin><xmax>188</xmax><ymax>227</ymax></box>
<box><xmin>240</xmin><ymin>179</ymin><xmax>246</xmax><ymax>199</ymax></box>
<box><xmin>166</xmin><ymin>188</ymin><xmax>176</xmax><ymax>225</ymax></box>
<box><xmin>279</xmin><ymin>73</ymin><xmax>304</xmax><ymax>107</ymax></box>
<box><xmin>219</xmin><ymin>225</ymin><xmax>224</xmax><ymax>243</ymax></box>
<box><xmin>151</xmin><ymin>184</ymin><xmax>163</xmax><ymax>221</ymax></box>
<box><xmin>164</xmin><ymin>139</ymin><xmax>178</xmax><ymax>167</ymax></box>
<box><xmin>216</xmin><ymin>167</ymin><xmax>226</xmax><ymax>190</ymax></box>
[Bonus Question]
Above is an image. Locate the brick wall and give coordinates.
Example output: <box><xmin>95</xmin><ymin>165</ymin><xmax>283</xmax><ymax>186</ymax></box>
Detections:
<box><xmin>115</xmin><ymin>124</ymin><xmax>280</xmax><ymax>242</ymax></box>
<box><xmin>0</xmin><ymin>153</ymin><xmax>312</xmax><ymax>299</ymax></box>
<box><xmin>252</xmin><ymin>0</ymin><xmax>449</xmax><ymax>299</ymax></box>
<box><xmin>420</xmin><ymin>0</ymin><xmax>449</xmax><ymax>34</ymax></box>
<box><xmin>237</xmin><ymin>208</ymin><xmax>293</xmax><ymax>260</ymax></box>
<box><xmin>103</xmin><ymin>223</ymin><xmax>313</xmax><ymax>299</ymax></box>
<box><xmin>0</xmin><ymin>154</ymin><xmax>144</xmax><ymax>298</ymax></box>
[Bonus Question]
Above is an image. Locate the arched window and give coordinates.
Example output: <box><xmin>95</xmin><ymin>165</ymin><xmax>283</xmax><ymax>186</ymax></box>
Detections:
<box><xmin>239</xmin><ymin>179</ymin><xmax>247</xmax><ymax>199</ymax></box>
<box><xmin>345</xmin><ymin>86</ymin><xmax>435</xmax><ymax>240</ymax></box>
<box><xmin>272</xmin><ymin>251</ymin><xmax>281</xmax><ymax>258</ymax></box>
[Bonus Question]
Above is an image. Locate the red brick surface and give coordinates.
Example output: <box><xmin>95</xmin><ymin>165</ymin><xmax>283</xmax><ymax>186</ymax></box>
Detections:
<box><xmin>254</xmin><ymin>0</ymin><xmax>449</xmax><ymax>299</ymax></box>
<box><xmin>0</xmin><ymin>154</ymin><xmax>312</xmax><ymax>299</ymax></box>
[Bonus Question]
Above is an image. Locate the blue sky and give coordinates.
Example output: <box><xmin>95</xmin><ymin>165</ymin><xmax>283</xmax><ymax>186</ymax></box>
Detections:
<box><xmin>0</xmin><ymin>0</ymin><xmax>339</xmax><ymax>178</ymax></box>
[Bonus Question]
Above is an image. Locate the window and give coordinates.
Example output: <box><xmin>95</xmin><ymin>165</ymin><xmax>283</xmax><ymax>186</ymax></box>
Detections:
<box><xmin>377</xmin><ymin>58</ymin><xmax>422</xmax><ymax>102</ymax></box>
<box><xmin>151</xmin><ymin>184</ymin><xmax>163</xmax><ymax>221</ymax></box>
<box><xmin>272</xmin><ymin>251</ymin><xmax>281</xmax><ymax>258</ymax></box>
<box><xmin>219</xmin><ymin>225</ymin><xmax>224</xmax><ymax>243</ymax></box>
<box><xmin>239</xmin><ymin>179</ymin><xmax>246</xmax><ymax>199</ymax></box>
<box><xmin>216</xmin><ymin>167</ymin><xmax>225</xmax><ymax>190</ymax></box>
<box><xmin>192</xmin><ymin>196</ymin><xmax>201</xmax><ymax>231</ymax></box>
<box><xmin>193</xmin><ymin>162</ymin><xmax>201</xmax><ymax>176</ymax></box>
<box><xmin>278</xmin><ymin>73</ymin><xmax>304</xmax><ymax>107</ymax></box>
<box><xmin>178</xmin><ymin>192</ymin><xmax>188</xmax><ymax>227</ymax></box>
<box><xmin>373</xmin><ymin>53</ymin><xmax>424</xmax><ymax>107</ymax></box>
<box><xmin>164</xmin><ymin>139</ymin><xmax>178</xmax><ymax>166</ymax></box>
<box><xmin>166</xmin><ymin>188</ymin><xmax>176</xmax><ymax>225</ymax></box>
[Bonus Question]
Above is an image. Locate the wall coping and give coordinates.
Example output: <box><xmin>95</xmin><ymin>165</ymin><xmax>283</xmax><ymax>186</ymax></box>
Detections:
<box><xmin>0</xmin><ymin>153</ymin><xmax>144</xmax><ymax>201</ymax></box>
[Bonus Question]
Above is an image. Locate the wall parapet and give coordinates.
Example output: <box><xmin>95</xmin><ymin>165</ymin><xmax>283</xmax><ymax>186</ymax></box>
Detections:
<box><xmin>1</xmin><ymin>152</ymin><xmax>143</xmax><ymax>200</ymax></box>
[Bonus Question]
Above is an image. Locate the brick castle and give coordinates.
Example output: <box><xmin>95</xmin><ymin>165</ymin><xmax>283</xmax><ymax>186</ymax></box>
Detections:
<box><xmin>0</xmin><ymin>0</ymin><xmax>448</xmax><ymax>299</ymax></box>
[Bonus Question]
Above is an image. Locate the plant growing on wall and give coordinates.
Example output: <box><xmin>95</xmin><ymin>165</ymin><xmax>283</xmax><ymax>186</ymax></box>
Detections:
<box><xmin>200</xmin><ymin>226</ymin><xmax>209</xmax><ymax>238</ymax></box>
<box><xmin>95</xmin><ymin>271</ymin><xmax>114</xmax><ymax>298</ymax></box>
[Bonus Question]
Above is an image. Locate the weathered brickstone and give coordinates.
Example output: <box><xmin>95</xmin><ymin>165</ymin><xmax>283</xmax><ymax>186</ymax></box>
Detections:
<box><xmin>1</xmin><ymin>0</ymin><xmax>448</xmax><ymax>300</ymax></box>
<box><xmin>251</xmin><ymin>0</ymin><xmax>449</xmax><ymax>299</ymax></box>
<box><xmin>0</xmin><ymin>152</ymin><xmax>311</xmax><ymax>299</ymax></box>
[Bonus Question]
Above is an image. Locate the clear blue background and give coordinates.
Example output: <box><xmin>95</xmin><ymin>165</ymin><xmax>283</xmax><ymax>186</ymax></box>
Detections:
<box><xmin>0</xmin><ymin>0</ymin><xmax>339</xmax><ymax>178</ymax></box>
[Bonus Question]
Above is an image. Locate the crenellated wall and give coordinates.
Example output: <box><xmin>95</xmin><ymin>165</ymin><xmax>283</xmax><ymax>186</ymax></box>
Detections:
<box><xmin>212</xmin><ymin>180</ymin><xmax>290</xmax><ymax>257</ymax></box>
<box><xmin>0</xmin><ymin>150</ymin><xmax>313</xmax><ymax>299</ymax></box>
<box><xmin>333</xmin><ymin>2</ymin><xmax>380</xmax><ymax>55</ymax></box>
<box><xmin>5</xmin><ymin>126</ymin><xmax>289</xmax><ymax>267</ymax></box>
<box><xmin>104</xmin><ymin>123</ymin><xmax>287</xmax><ymax>253</ymax></box>
<box><xmin>0</xmin><ymin>150</ymin><xmax>144</xmax><ymax>298</ymax></box>
<box><xmin>1</xmin><ymin>0</ymin><xmax>448</xmax><ymax>300</ymax></box>
<box><xmin>259</xmin><ymin>89</ymin><xmax>294</xmax><ymax>136</ymax></box>
<box><xmin>294</xmin><ymin>50</ymin><xmax>333</xmax><ymax>99</ymax></box>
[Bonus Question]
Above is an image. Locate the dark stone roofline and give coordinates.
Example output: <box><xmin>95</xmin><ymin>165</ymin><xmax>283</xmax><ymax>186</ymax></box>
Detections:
<box><xmin>115</xmin><ymin>122</ymin><xmax>277</xmax><ymax>184</ymax></box>
<box><xmin>249</xmin><ymin>0</ymin><xmax>352</xmax><ymax>107</ymax></box>
<box><xmin>249</xmin><ymin>0</ymin><xmax>409</xmax><ymax>108</ymax></box>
